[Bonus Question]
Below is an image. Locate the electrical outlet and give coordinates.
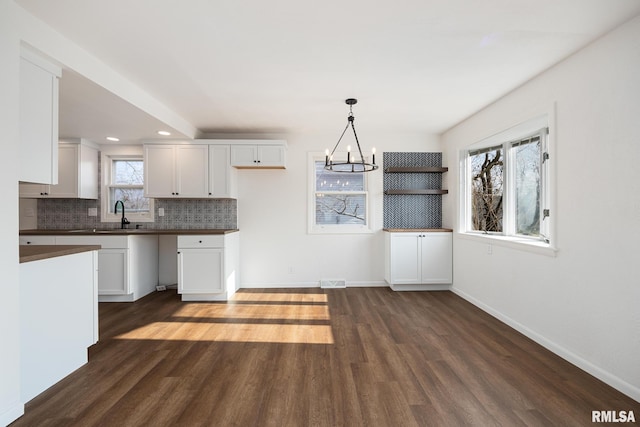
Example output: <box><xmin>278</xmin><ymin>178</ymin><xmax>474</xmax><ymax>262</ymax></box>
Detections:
<box><xmin>158</xmin><ymin>208</ymin><xmax>165</xmax><ymax>217</ymax></box>
<box><xmin>487</xmin><ymin>244</ymin><xmax>493</xmax><ymax>255</ymax></box>
<box><xmin>88</xmin><ymin>207</ymin><xmax>98</xmax><ymax>217</ymax></box>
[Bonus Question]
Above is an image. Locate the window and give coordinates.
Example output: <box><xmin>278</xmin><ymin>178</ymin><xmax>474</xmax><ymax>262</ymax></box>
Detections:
<box><xmin>463</xmin><ymin>125</ymin><xmax>550</xmax><ymax>245</ymax></box>
<box><xmin>308</xmin><ymin>154</ymin><xmax>372</xmax><ymax>233</ymax></box>
<box><xmin>102</xmin><ymin>154</ymin><xmax>154</xmax><ymax>223</ymax></box>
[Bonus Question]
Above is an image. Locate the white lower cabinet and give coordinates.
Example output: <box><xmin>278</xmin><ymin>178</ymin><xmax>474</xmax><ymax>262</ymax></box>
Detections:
<box><xmin>54</xmin><ymin>235</ymin><xmax>158</xmax><ymax>302</ymax></box>
<box><xmin>177</xmin><ymin>233</ymin><xmax>239</xmax><ymax>301</ymax></box>
<box><xmin>97</xmin><ymin>249</ymin><xmax>129</xmax><ymax>295</ymax></box>
<box><xmin>385</xmin><ymin>231</ymin><xmax>452</xmax><ymax>290</ymax></box>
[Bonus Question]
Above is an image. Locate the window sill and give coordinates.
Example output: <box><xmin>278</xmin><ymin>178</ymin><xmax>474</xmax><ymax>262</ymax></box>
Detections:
<box><xmin>308</xmin><ymin>225</ymin><xmax>374</xmax><ymax>235</ymax></box>
<box><xmin>457</xmin><ymin>232</ymin><xmax>557</xmax><ymax>257</ymax></box>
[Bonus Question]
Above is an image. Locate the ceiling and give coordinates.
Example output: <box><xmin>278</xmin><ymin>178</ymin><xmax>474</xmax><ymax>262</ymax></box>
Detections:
<box><xmin>16</xmin><ymin>0</ymin><xmax>640</xmax><ymax>144</ymax></box>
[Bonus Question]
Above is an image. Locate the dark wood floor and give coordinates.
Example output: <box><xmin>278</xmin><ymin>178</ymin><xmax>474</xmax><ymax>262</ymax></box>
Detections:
<box><xmin>12</xmin><ymin>288</ymin><xmax>639</xmax><ymax>426</ymax></box>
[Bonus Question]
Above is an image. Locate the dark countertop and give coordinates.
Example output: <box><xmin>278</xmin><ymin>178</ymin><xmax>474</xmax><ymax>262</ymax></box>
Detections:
<box><xmin>20</xmin><ymin>228</ymin><xmax>239</xmax><ymax>236</ymax></box>
<box><xmin>20</xmin><ymin>245</ymin><xmax>102</xmax><ymax>263</ymax></box>
<box><xmin>383</xmin><ymin>228</ymin><xmax>453</xmax><ymax>232</ymax></box>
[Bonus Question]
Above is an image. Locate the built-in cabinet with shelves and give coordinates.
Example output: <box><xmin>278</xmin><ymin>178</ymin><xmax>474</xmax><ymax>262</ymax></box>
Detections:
<box><xmin>19</xmin><ymin>49</ymin><xmax>61</xmax><ymax>185</ymax></box>
<box><xmin>177</xmin><ymin>233</ymin><xmax>240</xmax><ymax>301</ymax></box>
<box><xmin>383</xmin><ymin>152</ymin><xmax>452</xmax><ymax>291</ymax></box>
<box><xmin>384</xmin><ymin>230</ymin><xmax>453</xmax><ymax>290</ymax></box>
<box><xmin>19</xmin><ymin>140</ymin><xmax>99</xmax><ymax>199</ymax></box>
<box><xmin>230</xmin><ymin>142</ymin><xmax>286</xmax><ymax>168</ymax></box>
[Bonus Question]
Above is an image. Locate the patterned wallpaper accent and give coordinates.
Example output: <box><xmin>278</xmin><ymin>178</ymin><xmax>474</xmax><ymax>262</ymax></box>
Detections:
<box><xmin>383</xmin><ymin>152</ymin><xmax>444</xmax><ymax>229</ymax></box>
<box><xmin>37</xmin><ymin>198</ymin><xmax>237</xmax><ymax>230</ymax></box>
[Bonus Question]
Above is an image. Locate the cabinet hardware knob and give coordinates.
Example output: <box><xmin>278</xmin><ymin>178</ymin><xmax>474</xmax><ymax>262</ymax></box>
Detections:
<box><xmin>199</xmin><ymin>240</ymin><xmax>202</xmax><ymax>243</ymax></box>
<box><xmin>177</xmin><ymin>251</ymin><xmax>180</xmax><ymax>254</ymax></box>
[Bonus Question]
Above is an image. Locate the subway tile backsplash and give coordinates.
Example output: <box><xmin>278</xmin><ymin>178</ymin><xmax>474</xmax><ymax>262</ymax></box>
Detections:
<box><xmin>37</xmin><ymin>198</ymin><xmax>237</xmax><ymax>230</ymax></box>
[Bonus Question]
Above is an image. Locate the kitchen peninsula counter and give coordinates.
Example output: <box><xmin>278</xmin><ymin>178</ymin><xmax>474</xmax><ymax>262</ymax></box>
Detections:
<box><xmin>20</xmin><ymin>244</ymin><xmax>101</xmax><ymax>263</ymax></box>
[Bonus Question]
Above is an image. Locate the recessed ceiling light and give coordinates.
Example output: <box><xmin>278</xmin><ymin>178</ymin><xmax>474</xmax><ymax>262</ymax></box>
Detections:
<box><xmin>106</xmin><ymin>136</ymin><xmax>120</xmax><ymax>142</ymax></box>
<box><xmin>157</xmin><ymin>130</ymin><xmax>171</xmax><ymax>136</ymax></box>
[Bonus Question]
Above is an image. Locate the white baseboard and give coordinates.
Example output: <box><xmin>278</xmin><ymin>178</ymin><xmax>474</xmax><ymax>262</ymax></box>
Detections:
<box><xmin>0</xmin><ymin>400</ymin><xmax>24</xmax><ymax>426</ymax></box>
<box><xmin>451</xmin><ymin>287</ymin><xmax>640</xmax><ymax>403</ymax></box>
<box><xmin>239</xmin><ymin>280</ymin><xmax>388</xmax><ymax>289</ymax></box>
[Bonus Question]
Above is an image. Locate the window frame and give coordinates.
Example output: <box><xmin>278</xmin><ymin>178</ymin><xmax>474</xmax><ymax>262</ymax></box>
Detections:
<box><xmin>460</xmin><ymin>115</ymin><xmax>555</xmax><ymax>255</ymax></box>
<box><xmin>308</xmin><ymin>152</ymin><xmax>373</xmax><ymax>234</ymax></box>
<box><xmin>101</xmin><ymin>153</ymin><xmax>155</xmax><ymax>223</ymax></box>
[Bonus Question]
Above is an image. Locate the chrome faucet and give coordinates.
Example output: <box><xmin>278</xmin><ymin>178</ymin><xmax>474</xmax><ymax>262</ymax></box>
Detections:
<box><xmin>114</xmin><ymin>200</ymin><xmax>130</xmax><ymax>229</ymax></box>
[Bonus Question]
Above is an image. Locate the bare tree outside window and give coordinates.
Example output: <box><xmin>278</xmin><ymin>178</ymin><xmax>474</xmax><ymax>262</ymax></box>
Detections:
<box><xmin>465</xmin><ymin>125</ymin><xmax>549</xmax><ymax>244</ymax></box>
<box><xmin>109</xmin><ymin>160</ymin><xmax>149</xmax><ymax>213</ymax></box>
<box><xmin>315</xmin><ymin>161</ymin><xmax>366</xmax><ymax>225</ymax></box>
<box><xmin>470</xmin><ymin>147</ymin><xmax>503</xmax><ymax>232</ymax></box>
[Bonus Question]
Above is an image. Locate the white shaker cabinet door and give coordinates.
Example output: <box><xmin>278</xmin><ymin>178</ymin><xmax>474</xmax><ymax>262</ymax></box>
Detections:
<box><xmin>98</xmin><ymin>249</ymin><xmax>130</xmax><ymax>295</ymax></box>
<box><xmin>175</xmin><ymin>145</ymin><xmax>209</xmax><ymax>197</ymax></box>
<box><xmin>420</xmin><ymin>233</ymin><xmax>453</xmax><ymax>284</ymax></box>
<box><xmin>144</xmin><ymin>145</ymin><xmax>176</xmax><ymax>197</ymax></box>
<box><xmin>177</xmin><ymin>248</ymin><xmax>224</xmax><ymax>294</ymax></box>
<box><xmin>389</xmin><ymin>233</ymin><xmax>422</xmax><ymax>285</ymax></box>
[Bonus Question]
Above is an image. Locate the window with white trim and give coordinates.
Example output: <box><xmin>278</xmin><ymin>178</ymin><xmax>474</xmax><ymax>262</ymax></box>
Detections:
<box><xmin>463</xmin><ymin>126</ymin><xmax>550</xmax><ymax>244</ymax></box>
<box><xmin>101</xmin><ymin>155</ymin><xmax>154</xmax><ymax>223</ymax></box>
<box><xmin>308</xmin><ymin>154</ymin><xmax>372</xmax><ymax>234</ymax></box>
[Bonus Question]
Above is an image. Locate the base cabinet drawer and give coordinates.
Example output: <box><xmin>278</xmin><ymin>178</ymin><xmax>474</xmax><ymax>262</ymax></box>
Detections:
<box><xmin>177</xmin><ymin>235</ymin><xmax>224</xmax><ymax>248</ymax></box>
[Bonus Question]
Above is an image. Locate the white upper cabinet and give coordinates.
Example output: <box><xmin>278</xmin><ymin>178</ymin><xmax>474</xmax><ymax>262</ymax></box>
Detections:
<box><xmin>176</xmin><ymin>145</ymin><xmax>209</xmax><ymax>197</ymax></box>
<box><xmin>230</xmin><ymin>142</ymin><xmax>286</xmax><ymax>168</ymax></box>
<box><xmin>19</xmin><ymin>50</ymin><xmax>61</xmax><ymax>185</ymax></box>
<box><xmin>208</xmin><ymin>145</ymin><xmax>237</xmax><ymax>198</ymax></box>
<box><xmin>144</xmin><ymin>144</ymin><xmax>209</xmax><ymax>198</ymax></box>
<box><xmin>19</xmin><ymin>140</ymin><xmax>99</xmax><ymax>199</ymax></box>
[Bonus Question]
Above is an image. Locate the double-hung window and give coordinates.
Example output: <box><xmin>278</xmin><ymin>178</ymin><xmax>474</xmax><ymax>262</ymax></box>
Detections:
<box><xmin>102</xmin><ymin>155</ymin><xmax>154</xmax><ymax>223</ymax></box>
<box><xmin>309</xmin><ymin>154</ymin><xmax>372</xmax><ymax>233</ymax></box>
<box><xmin>463</xmin><ymin>122</ymin><xmax>551</xmax><ymax>248</ymax></box>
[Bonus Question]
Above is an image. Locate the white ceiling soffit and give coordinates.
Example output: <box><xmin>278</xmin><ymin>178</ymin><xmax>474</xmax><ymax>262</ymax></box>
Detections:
<box><xmin>16</xmin><ymin>0</ymin><xmax>640</xmax><ymax>141</ymax></box>
<box><xmin>58</xmin><ymin>69</ymin><xmax>191</xmax><ymax>144</ymax></box>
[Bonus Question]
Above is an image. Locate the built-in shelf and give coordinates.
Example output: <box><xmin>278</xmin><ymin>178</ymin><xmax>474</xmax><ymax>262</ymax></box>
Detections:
<box><xmin>384</xmin><ymin>167</ymin><xmax>448</xmax><ymax>173</ymax></box>
<box><xmin>384</xmin><ymin>189</ymin><xmax>449</xmax><ymax>195</ymax></box>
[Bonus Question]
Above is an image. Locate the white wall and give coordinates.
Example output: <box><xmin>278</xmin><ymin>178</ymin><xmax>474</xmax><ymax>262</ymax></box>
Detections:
<box><xmin>0</xmin><ymin>0</ymin><xmax>23</xmax><ymax>424</ymax></box>
<box><xmin>237</xmin><ymin>130</ymin><xmax>441</xmax><ymax>287</ymax></box>
<box><xmin>442</xmin><ymin>16</ymin><xmax>640</xmax><ymax>401</ymax></box>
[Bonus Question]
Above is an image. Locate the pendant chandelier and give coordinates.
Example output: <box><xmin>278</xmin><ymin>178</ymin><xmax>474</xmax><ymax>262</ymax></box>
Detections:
<box><xmin>325</xmin><ymin>98</ymin><xmax>378</xmax><ymax>173</ymax></box>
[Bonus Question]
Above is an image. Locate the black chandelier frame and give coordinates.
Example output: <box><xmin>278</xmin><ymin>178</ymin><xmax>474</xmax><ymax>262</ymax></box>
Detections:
<box><xmin>324</xmin><ymin>98</ymin><xmax>378</xmax><ymax>173</ymax></box>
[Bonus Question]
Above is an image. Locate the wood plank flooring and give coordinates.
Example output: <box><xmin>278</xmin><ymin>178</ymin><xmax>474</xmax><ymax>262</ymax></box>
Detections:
<box><xmin>12</xmin><ymin>288</ymin><xmax>639</xmax><ymax>426</ymax></box>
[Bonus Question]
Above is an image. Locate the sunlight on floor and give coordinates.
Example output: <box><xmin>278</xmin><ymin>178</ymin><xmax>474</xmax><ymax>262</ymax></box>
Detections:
<box><xmin>113</xmin><ymin>291</ymin><xmax>335</xmax><ymax>344</ymax></box>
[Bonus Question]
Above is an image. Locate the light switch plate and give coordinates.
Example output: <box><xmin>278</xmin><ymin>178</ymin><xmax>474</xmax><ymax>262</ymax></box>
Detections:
<box><xmin>88</xmin><ymin>208</ymin><xmax>98</xmax><ymax>217</ymax></box>
<box><xmin>158</xmin><ymin>208</ymin><xmax>165</xmax><ymax>217</ymax></box>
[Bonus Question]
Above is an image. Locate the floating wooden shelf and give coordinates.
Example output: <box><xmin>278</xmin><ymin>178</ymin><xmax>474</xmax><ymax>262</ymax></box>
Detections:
<box><xmin>384</xmin><ymin>167</ymin><xmax>448</xmax><ymax>173</ymax></box>
<box><xmin>384</xmin><ymin>189</ymin><xmax>449</xmax><ymax>195</ymax></box>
